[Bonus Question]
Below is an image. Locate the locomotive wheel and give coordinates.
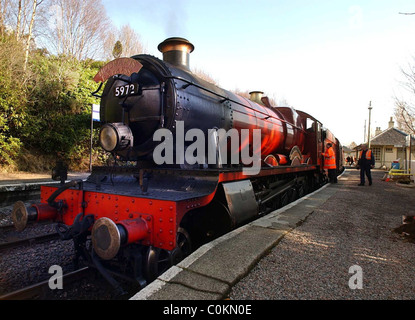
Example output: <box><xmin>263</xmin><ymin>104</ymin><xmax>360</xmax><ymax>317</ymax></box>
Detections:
<box><xmin>171</xmin><ymin>227</ymin><xmax>192</xmax><ymax>265</ymax></box>
<box><xmin>280</xmin><ymin>192</ymin><xmax>289</xmax><ymax>207</ymax></box>
<box><xmin>264</xmin><ymin>155</ymin><xmax>279</xmax><ymax>167</ymax></box>
<box><xmin>288</xmin><ymin>187</ymin><xmax>298</xmax><ymax>203</ymax></box>
<box><xmin>144</xmin><ymin>227</ymin><xmax>192</xmax><ymax>282</ymax></box>
<box><xmin>289</xmin><ymin>146</ymin><xmax>302</xmax><ymax>166</ymax></box>
<box><xmin>297</xmin><ymin>183</ymin><xmax>305</xmax><ymax>198</ymax></box>
<box><xmin>144</xmin><ymin>246</ymin><xmax>171</xmax><ymax>282</ymax></box>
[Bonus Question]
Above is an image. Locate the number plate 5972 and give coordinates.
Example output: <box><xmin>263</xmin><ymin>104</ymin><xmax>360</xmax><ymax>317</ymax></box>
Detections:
<box><xmin>114</xmin><ymin>83</ymin><xmax>139</xmax><ymax>97</ymax></box>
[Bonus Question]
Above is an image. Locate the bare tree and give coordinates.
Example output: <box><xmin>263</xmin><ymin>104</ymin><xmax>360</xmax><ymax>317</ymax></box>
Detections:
<box><xmin>192</xmin><ymin>67</ymin><xmax>219</xmax><ymax>86</ymax></box>
<box><xmin>15</xmin><ymin>0</ymin><xmax>21</xmax><ymax>39</ymax></box>
<box><xmin>9</xmin><ymin>0</ymin><xmax>44</xmax><ymax>40</ymax></box>
<box><xmin>118</xmin><ymin>24</ymin><xmax>144</xmax><ymax>57</ymax></box>
<box><xmin>44</xmin><ymin>0</ymin><xmax>111</xmax><ymax>60</ymax></box>
<box><xmin>23</xmin><ymin>0</ymin><xmax>43</xmax><ymax>70</ymax></box>
<box><xmin>0</xmin><ymin>0</ymin><xmax>11</xmax><ymax>36</ymax></box>
<box><xmin>102</xmin><ymin>29</ymin><xmax>115</xmax><ymax>60</ymax></box>
<box><xmin>395</xmin><ymin>100</ymin><xmax>415</xmax><ymax>134</ymax></box>
<box><xmin>1</xmin><ymin>0</ymin><xmax>47</xmax><ymax>70</ymax></box>
<box><xmin>394</xmin><ymin>58</ymin><xmax>415</xmax><ymax>135</ymax></box>
<box><xmin>103</xmin><ymin>23</ymin><xmax>145</xmax><ymax>60</ymax></box>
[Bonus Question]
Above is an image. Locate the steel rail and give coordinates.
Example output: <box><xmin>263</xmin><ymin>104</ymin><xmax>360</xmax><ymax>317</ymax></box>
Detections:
<box><xmin>0</xmin><ymin>267</ymin><xmax>91</xmax><ymax>300</ymax></box>
<box><xmin>0</xmin><ymin>232</ymin><xmax>60</xmax><ymax>252</ymax></box>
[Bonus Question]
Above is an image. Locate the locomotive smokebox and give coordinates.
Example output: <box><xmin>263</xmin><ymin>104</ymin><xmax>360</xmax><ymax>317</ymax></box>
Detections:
<box><xmin>158</xmin><ymin>37</ymin><xmax>194</xmax><ymax>70</ymax></box>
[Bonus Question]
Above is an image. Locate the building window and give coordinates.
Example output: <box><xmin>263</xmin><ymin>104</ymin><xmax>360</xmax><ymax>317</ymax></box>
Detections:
<box><xmin>385</xmin><ymin>147</ymin><xmax>393</xmax><ymax>153</ymax></box>
<box><xmin>372</xmin><ymin>147</ymin><xmax>381</xmax><ymax>161</ymax></box>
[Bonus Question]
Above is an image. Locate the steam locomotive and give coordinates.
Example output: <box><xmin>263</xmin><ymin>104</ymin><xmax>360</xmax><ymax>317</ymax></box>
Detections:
<box><xmin>11</xmin><ymin>38</ymin><xmax>343</xmax><ymax>290</ymax></box>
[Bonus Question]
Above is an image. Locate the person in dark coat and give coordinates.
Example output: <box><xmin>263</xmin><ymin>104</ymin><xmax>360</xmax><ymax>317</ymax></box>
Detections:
<box><xmin>357</xmin><ymin>144</ymin><xmax>375</xmax><ymax>186</ymax></box>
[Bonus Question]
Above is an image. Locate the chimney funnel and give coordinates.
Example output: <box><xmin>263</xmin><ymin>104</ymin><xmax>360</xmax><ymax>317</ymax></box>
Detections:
<box><xmin>249</xmin><ymin>91</ymin><xmax>265</xmax><ymax>105</ymax></box>
<box><xmin>158</xmin><ymin>37</ymin><xmax>194</xmax><ymax>70</ymax></box>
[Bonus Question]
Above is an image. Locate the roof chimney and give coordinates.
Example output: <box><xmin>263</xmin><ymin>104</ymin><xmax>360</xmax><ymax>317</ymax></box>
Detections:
<box><xmin>388</xmin><ymin>116</ymin><xmax>394</xmax><ymax>129</ymax></box>
<box><xmin>158</xmin><ymin>37</ymin><xmax>194</xmax><ymax>70</ymax></box>
<box><xmin>375</xmin><ymin>127</ymin><xmax>382</xmax><ymax>136</ymax></box>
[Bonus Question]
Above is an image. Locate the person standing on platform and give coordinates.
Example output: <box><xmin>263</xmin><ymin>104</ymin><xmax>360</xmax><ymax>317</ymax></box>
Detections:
<box><xmin>322</xmin><ymin>143</ymin><xmax>337</xmax><ymax>183</ymax></box>
<box><xmin>357</xmin><ymin>143</ymin><xmax>375</xmax><ymax>186</ymax></box>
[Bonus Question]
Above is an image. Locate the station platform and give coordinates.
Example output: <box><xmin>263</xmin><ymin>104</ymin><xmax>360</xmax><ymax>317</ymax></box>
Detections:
<box><xmin>0</xmin><ymin>172</ymin><xmax>90</xmax><ymax>207</ymax></box>
<box><xmin>0</xmin><ymin>171</ymin><xmax>90</xmax><ymax>193</ymax></box>
<box><xmin>130</xmin><ymin>168</ymin><xmax>415</xmax><ymax>300</ymax></box>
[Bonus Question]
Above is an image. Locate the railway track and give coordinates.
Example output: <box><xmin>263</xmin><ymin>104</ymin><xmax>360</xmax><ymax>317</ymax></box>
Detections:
<box><xmin>0</xmin><ymin>267</ymin><xmax>91</xmax><ymax>300</ymax></box>
<box><xmin>0</xmin><ymin>187</ymin><xmax>59</xmax><ymax>252</ymax></box>
<box><xmin>0</xmin><ymin>223</ymin><xmax>15</xmax><ymax>232</ymax></box>
<box><xmin>0</xmin><ymin>231</ymin><xmax>60</xmax><ymax>252</ymax></box>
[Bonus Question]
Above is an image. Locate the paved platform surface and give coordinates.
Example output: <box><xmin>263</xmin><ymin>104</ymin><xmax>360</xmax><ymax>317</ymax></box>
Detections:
<box><xmin>0</xmin><ymin>172</ymin><xmax>90</xmax><ymax>192</ymax></box>
<box><xmin>130</xmin><ymin>168</ymin><xmax>415</xmax><ymax>300</ymax></box>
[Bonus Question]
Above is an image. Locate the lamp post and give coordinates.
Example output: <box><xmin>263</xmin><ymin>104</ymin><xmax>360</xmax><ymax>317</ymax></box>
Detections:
<box><xmin>363</xmin><ymin>120</ymin><xmax>366</xmax><ymax>143</ymax></box>
<box><xmin>367</xmin><ymin>101</ymin><xmax>372</xmax><ymax>148</ymax></box>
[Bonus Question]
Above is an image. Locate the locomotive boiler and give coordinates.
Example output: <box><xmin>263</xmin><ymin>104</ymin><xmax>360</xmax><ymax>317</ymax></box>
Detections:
<box><xmin>11</xmin><ymin>37</ymin><xmax>343</xmax><ymax>290</ymax></box>
<box><xmin>97</xmin><ymin>37</ymin><xmax>305</xmax><ymax>168</ymax></box>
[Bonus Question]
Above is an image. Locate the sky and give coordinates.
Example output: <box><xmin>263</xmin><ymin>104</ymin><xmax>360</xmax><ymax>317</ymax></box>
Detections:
<box><xmin>102</xmin><ymin>0</ymin><xmax>415</xmax><ymax>146</ymax></box>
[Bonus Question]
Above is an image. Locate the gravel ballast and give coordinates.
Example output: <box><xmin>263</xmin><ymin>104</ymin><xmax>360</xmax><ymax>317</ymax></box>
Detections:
<box><xmin>230</xmin><ymin>169</ymin><xmax>415</xmax><ymax>300</ymax></box>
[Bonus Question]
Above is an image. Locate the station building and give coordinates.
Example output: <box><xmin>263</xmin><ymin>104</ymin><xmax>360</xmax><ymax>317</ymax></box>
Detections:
<box><xmin>368</xmin><ymin>117</ymin><xmax>415</xmax><ymax>170</ymax></box>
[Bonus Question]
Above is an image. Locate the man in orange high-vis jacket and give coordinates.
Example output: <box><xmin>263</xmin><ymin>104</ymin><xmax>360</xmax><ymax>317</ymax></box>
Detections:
<box><xmin>357</xmin><ymin>143</ymin><xmax>375</xmax><ymax>186</ymax></box>
<box><xmin>322</xmin><ymin>143</ymin><xmax>337</xmax><ymax>183</ymax></box>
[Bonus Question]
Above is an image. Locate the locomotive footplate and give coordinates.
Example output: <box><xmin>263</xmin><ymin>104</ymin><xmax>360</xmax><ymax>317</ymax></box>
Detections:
<box><xmin>85</xmin><ymin>166</ymin><xmax>220</xmax><ymax>201</ymax></box>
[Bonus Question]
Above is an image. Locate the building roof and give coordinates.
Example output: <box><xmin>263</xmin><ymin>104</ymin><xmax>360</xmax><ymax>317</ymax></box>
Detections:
<box><xmin>370</xmin><ymin>127</ymin><xmax>414</xmax><ymax>147</ymax></box>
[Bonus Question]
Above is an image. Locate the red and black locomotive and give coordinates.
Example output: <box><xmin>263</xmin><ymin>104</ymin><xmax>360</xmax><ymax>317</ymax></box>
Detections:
<box><xmin>12</xmin><ymin>38</ymin><xmax>343</xmax><ymax>290</ymax></box>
